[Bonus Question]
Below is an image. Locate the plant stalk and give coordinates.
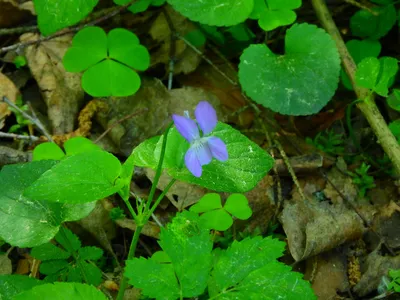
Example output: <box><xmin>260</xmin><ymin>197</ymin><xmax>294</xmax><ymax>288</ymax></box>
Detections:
<box><xmin>311</xmin><ymin>0</ymin><xmax>400</xmax><ymax>176</ymax></box>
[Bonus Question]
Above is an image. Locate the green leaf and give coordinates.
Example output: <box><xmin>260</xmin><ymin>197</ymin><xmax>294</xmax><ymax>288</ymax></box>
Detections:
<box><xmin>63</xmin><ymin>26</ymin><xmax>149</xmax><ymax>97</ymax></box>
<box><xmin>209</xmin><ymin>236</ymin><xmax>285</xmax><ymax>293</ymax></box>
<box><xmin>223</xmin><ymin>194</ymin><xmax>252</xmax><ymax>220</ymax></box>
<box><xmin>199</xmin><ymin>209</ymin><xmax>233</xmax><ymax>231</ymax></box>
<box><xmin>0</xmin><ymin>161</ymin><xmax>95</xmax><ymax>247</ymax></box>
<box><xmin>127</xmin><ymin>211</ymin><xmax>213</xmax><ymax>298</ymax></box>
<box><xmin>31</xmin><ymin>243</ymin><xmax>71</xmax><ymax>260</ymax></box>
<box><xmin>190</xmin><ymin>193</ymin><xmax>222</xmax><ymax>213</ymax></box>
<box><xmin>80</xmin><ymin>261</ymin><xmax>102</xmax><ymax>286</ymax></box>
<box><xmin>118</xmin><ymin>153</ymin><xmax>136</xmax><ymax>201</ymax></box>
<box><xmin>341</xmin><ymin>39</ymin><xmax>381</xmax><ymax>90</ymax></box>
<box><xmin>14</xmin><ymin>56</ymin><xmax>27</xmax><ymax>68</ymax></box>
<box><xmin>33</xmin><ymin>0</ymin><xmax>99</xmax><ymax>36</ymax></box>
<box><xmin>355</xmin><ymin>56</ymin><xmax>398</xmax><ymax>96</ymax></box>
<box><xmin>24</xmin><ymin>151</ymin><xmax>123</xmax><ymax>204</ymax></box>
<box><xmin>126</xmin><ymin>257</ymin><xmax>180</xmax><ymax>300</ymax></box>
<box><xmin>13</xmin><ymin>282</ymin><xmax>107</xmax><ymax>300</ymax></box>
<box><xmin>226</xmin><ymin>24</ymin><xmax>255</xmax><ymax>42</ymax></box>
<box><xmin>239</xmin><ymin>23</ymin><xmax>340</xmax><ymax>115</ymax></box>
<box><xmin>33</xmin><ymin>143</ymin><xmax>65</xmax><ymax>161</ymax></box>
<box><xmin>78</xmin><ymin>246</ymin><xmax>103</xmax><ymax>261</ymax></box>
<box><xmin>388</xmin><ymin>89</ymin><xmax>400</xmax><ymax>112</ymax></box>
<box><xmin>350</xmin><ymin>5</ymin><xmax>396</xmax><ymax>40</ymax></box>
<box><xmin>214</xmin><ymin>261</ymin><xmax>316</xmax><ymax>299</ymax></box>
<box><xmin>389</xmin><ymin>120</ymin><xmax>400</xmax><ymax>142</ymax></box>
<box><xmin>184</xmin><ymin>30</ymin><xmax>207</xmax><ymax>47</ymax></box>
<box><xmin>63</xmin><ymin>137</ymin><xmax>102</xmax><ymax>155</ymax></box>
<box><xmin>132</xmin><ymin>123</ymin><xmax>274</xmax><ymax>192</ymax></box>
<box><xmin>114</xmin><ymin>0</ymin><xmax>164</xmax><ymax>13</ymax></box>
<box><xmin>55</xmin><ymin>228</ymin><xmax>81</xmax><ymax>253</ymax></box>
<box><xmin>166</xmin><ymin>0</ymin><xmax>254</xmax><ymax>26</ymax></box>
<box><xmin>0</xmin><ymin>275</ymin><xmax>44</xmax><ymax>299</ymax></box>
<box><xmin>250</xmin><ymin>0</ymin><xmax>301</xmax><ymax>31</ymax></box>
<box><xmin>40</xmin><ymin>260</ymin><xmax>70</xmax><ymax>275</ymax></box>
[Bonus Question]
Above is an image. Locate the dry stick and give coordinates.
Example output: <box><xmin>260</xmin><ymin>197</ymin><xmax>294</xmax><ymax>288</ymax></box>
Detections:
<box><xmin>0</xmin><ymin>0</ymin><xmax>138</xmax><ymax>54</ymax></box>
<box><xmin>0</xmin><ymin>131</ymin><xmax>39</xmax><ymax>141</ymax></box>
<box><xmin>311</xmin><ymin>0</ymin><xmax>400</xmax><ymax>176</ymax></box>
<box><xmin>343</xmin><ymin>0</ymin><xmax>378</xmax><ymax>16</ymax></box>
<box><xmin>1</xmin><ymin>96</ymin><xmax>53</xmax><ymax>141</ymax></box>
<box><xmin>162</xmin><ymin>7</ymin><xmax>177</xmax><ymax>90</ymax></box>
<box><xmin>0</xmin><ymin>25</ymin><xmax>38</xmax><ymax>36</ymax></box>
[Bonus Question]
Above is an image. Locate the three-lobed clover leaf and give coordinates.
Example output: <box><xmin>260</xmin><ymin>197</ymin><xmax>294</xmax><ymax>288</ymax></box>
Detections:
<box><xmin>249</xmin><ymin>0</ymin><xmax>302</xmax><ymax>31</ymax></box>
<box><xmin>355</xmin><ymin>56</ymin><xmax>398</xmax><ymax>97</ymax></box>
<box><xmin>350</xmin><ymin>3</ymin><xmax>396</xmax><ymax>40</ymax></box>
<box><xmin>239</xmin><ymin>23</ymin><xmax>340</xmax><ymax>115</ymax></box>
<box><xmin>341</xmin><ymin>39</ymin><xmax>381</xmax><ymax>90</ymax></box>
<box><xmin>33</xmin><ymin>0</ymin><xmax>99</xmax><ymax>36</ymax></box>
<box><xmin>166</xmin><ymin>0</ymin><xmax>254</xmax><ymax>27</ymax></box>
<box><xmin>114</xmin><ymin>0</ymin><xmax>165</xmax><ymax>14</ymax></box>
<box><xmin>63</xmin><ymin>26</ymin><xmax>150</xmax><ymax>97</ymax></box>
<box><xmin>190</xmin><ymin>193</ymin><xmax>252</xmax><ymax>231</ymax></box>
<box><xmin>31</xmin><ymin>228</ymin><xmax>103</xmax><ymax>286</ymax></box>
<box><xmin>387</xmin><ymin>90</ymin><xmax>400</xmax><ymax>112</ymax></box>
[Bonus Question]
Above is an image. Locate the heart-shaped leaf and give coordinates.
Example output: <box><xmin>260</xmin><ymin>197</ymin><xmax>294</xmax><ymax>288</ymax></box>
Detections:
<box><xmin>224</xmin><ymin>194</ymin><xmax>252</xmax><ymax>220</ymax></box>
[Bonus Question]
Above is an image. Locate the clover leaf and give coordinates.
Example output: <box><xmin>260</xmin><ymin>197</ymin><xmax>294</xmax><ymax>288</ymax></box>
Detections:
<box><xmin>341</xmin><ymin>39</ymin><xmax>381</xmax><ymax>90</ymax></box>
<box><xmin>388</xmin><ymin>89</ymin><xmax>400</xmax><ymax>112</ymax></box>
<box><xmin>190</xmin><ymin>193</ymin><xmax>252</xmax><ymax>231</ymax></box>
<box><xmin>350</xmin><ymin>4</ymin><xmax>396</xmax><ymax>40</ymax></box>
<box><xmin>34</xmin><ymin>0</ymin><xmax>99</xmax><ymax>36</ymax></box>
<box><xmin>114</xmin><ymin>0</ymin><xmax>165</xmax><ymax>13</ymax></box>
<box><xmin>166</xmin><ymin>0</ymin><xmax>254</xmax><ymax>26</ymax></box>
<box><xmin>250</xmin><ymin>0</ymin><xmax>301</xmax><ymax>31</ymax></box>
<box><xmin>355</xmin><ymin>56</ymin><xmax>398</xmax><ymax>97</ymax></box>
<box><xmin>239</xmin><ymin>23</ymin><xmax>340</xmax><ymax>115</ymax></box>
<box><xmin>63</xmin><ymin>26</ymin><xmax>150</xmax><ymax>97</ymax></box>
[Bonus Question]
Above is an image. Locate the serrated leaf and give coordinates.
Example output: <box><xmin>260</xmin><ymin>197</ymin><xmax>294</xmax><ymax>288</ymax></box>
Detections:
<box><xmin>31</xmin><ymin>243</ymin><xmax>71</xmax><ymax>261</ymax></box>
<box><xmin>224</xmin><ymin>194</ymin><xmax>252</xmax><ymax>220</ymax></box>
<box><xmin>239</xmin><ymin>23</ymin><xmax>340</xmax><ymax>115</ymax></box>
<box><xmin>33</xmin><ymin>0</ymin><xmax>99</xmax><ymax>36</ymax></box>
<box><xmin>341</xmin><ymin>39</ymin><xmax>381</xmax><ymax>90</ymax></box>
<box><xmin>0</xmin><ymin>161</ymin><xmax>95</xmax><ymax>247</ymax></box>
<box><xmin>0</xmin><ymin>275</ymin><xmax>44</xmax><ymax>299</ymax></box>
<box><xmin>40</xmin><ymin>260</ymin><xmax>69</xmax><ymax>275</ymax></box>
<box><xmin>81</xmin><ymin>261</ymin><xmax>102</xmax><ymax>286</ymax></box>
<box><xmin>166</xmin><ymin>0</ymin><xmax>254</xmax><ymax>26</ymax></box>
<box><xmin>350</xmin><ymin>5</ymin><xmax>396</xmax><ymax>39</ymax></box>
<box><xmin>78</xmin><ymin>246</ymin><xmax>103</xmax><ymax>261</ymax></box>
<box><xmin>158</xmin><ymin>211</ymin><xmax>213</xmax><ymax>297</ymax></box>
<box><xmin>355</xmin><ymin>56</ymin><xmax>398</xmax><ymax>96</ymax></box>
<box><xmin>13</xmin><ymin>282</ymin><xmax>107</xmax><ymax>300</ymax></box>
<box><xmin>63</xmin><ymin>137</ymin><xmax>102</xmax><ymax>156</ymax></box>
<box><xmin>67</xmin><ymin>265</ymin><xmax>82</xmax><ymax>283</ymax></box>
<box><xmin>33</xmin><ymin>143</ymin><xmax>65</xmax><ymax>161</ymax></box>
<box><xmin>24</xmin><ymin>151</ymin><xmax>123</xmax><ymax>204</ymax></box>
<box><xmin>199</xmin><ymin>209</ymin><xmax>233</xmax><ymax>231</ymax></box>
<box><xmin>55</xmin><ymin>228</ymin><xmax>81</xmax><ymax>253</ymax></box>
<box><xmin>388</xmin><ymin>89</ymin><xmax>400</xmax><ymax>112</ymax></box>
<box><xmin>190</xmin><ymin>193</ymin><xmax>222</xmax><ymax>213</ymax></box>
<box><xmin>152</xmin><ymin>251</ymin><xmax>171</xmax><ymax>263</ymax></box>
<box><xmin>214</xmin><ymin>261</ymin><xmax>316</xmax><ymax>299</ymax></box>
<box><xmin>209</xmin><ymin>236</ymin><xmax>285</xmax><ymax>293</ymax></box>
<box><xmin>126</xmin><ymin>257</ymin><xmax>180</xmax><ymax>300</ymax></box>
<box><xmin>132</xmin><ymin>123</ymin><xmax>274</xmax><ymax>192</ymax></box>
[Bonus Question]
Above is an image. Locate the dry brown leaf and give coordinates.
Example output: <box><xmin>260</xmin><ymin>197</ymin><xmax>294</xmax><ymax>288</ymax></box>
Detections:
<box><xmin>0</xmin><ymin>72</ymin><xmax>20</xmax><ymax>129</ymax></box>
<box><xmin>0</xmin><ymin>0</ymin><xmax>32</xmax><ymax>27</ymax></box>
<box><xmin>0</xmin><ymin>254</ymin><xmax>12</xmax><ymax>275</ymax></box>
<box><xmin>149</xmin><ymin>5</ymin><xmax>201</xmax><ymax>74</ymax></box>
<box><xmin>20</xmin><ymin>33</ymin><xmax>84</xmax><ymax>134</ymax></box>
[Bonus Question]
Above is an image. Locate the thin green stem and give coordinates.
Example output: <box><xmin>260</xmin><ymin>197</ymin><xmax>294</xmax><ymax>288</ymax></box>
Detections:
<box><xmin>145</xmin><ymin>122</ymin><xmax>173</xmax><ymax>211</ymax></box>
<box><xmin>149</xmin><ymin>178</ymin><xmax>177</xmax><ymax>215</ymax></box>
<box><xmin>116</xmin><ymin>225</ymin><xmax>143</xmax><ymax>300</ymax></box>
<box><xmin>124</xmin><ymin>198</ymin><xmax>138</xmax><ymax>220</ymax></box>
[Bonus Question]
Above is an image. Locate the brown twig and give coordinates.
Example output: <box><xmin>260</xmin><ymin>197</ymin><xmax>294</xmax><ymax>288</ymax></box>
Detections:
<box><xmin>0</xmin><ymin>0</ymin><xmax>138</xmax><ymax>54</ymax></box>
<box><xmin>0</xmin><ymin>131</ymin><xmax>39</xmax><ymax>141</ymax></box>
<box><xmin>1</xmin><ymin>96</ymin><xmax>53</xmax><ymax>141</ymax></box>
<box><xmin>0</xmin><ymin>25</ymin><xmax>38</xmax><ymax>37</ymax></box>
<box><xmin>343</xmin><ymin>0</ymin><xmax>378</xmax><ymax>16</ymax></box>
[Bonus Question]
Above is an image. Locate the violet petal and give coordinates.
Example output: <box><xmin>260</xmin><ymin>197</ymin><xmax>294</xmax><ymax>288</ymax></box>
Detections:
<box><xmin>185</xmin><ymin>147</ymin><xmax>202</xmax><ymax>177</ymax></box>
<box><xmin>172</xmin><ymin>114</ymin><xmax>200</xmax><ymax>143</ymax></box>
<box><xmin>193</xmin><ymin>141</ymin><xmax>213</xmax><ymax>166</ymax></box>
<box><xmin>207</xmin><ymin>137</ymin><xmax>228</xmax><ymax>161</ymax></box>
<box><xmin>194</xmin><ymin>101</ymin><xmax>217</xmax><ymax>135</ymax></box>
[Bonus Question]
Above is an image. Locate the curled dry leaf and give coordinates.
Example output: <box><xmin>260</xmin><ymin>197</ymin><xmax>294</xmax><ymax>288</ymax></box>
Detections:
<box><xmin>0</xmin><ymin>72</ymin><xmax>20</xmax><ymax>129</ymax></box>
<box><xmin>0</xmin><ymin>0</ymin><xmax>33</xmax><ymax>27</ymax></box>
<box><xmin>20</xmin><ymin>33</ymin><xmax>84</xmax><ymax>134</ymax></box>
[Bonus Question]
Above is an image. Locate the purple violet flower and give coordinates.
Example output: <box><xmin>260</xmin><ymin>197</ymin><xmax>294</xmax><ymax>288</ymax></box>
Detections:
<box><xmin>172</xmin><ymin>101</ymin><xmax>228</xmax><ymax>177</ymax></box>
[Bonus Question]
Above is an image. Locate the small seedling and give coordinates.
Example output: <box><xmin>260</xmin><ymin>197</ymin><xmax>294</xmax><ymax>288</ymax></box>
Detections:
<box><xmin>306</xmin><ymin>129</ymin><xmax>344</xmax><ymax>155</ymax></box>
<box><xmin>348</xmin><ymin>162</ymin><xmax>376</xmax><ymax>198</ymax></box>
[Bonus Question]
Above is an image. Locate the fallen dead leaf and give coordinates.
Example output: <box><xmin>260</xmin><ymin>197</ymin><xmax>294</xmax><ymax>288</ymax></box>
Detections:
<box><xmin>0</xmin><ymin>253</ymin><xmax>12</xmax><ymax>275</ymax></box>
<box><xmin>0</xmin><ymin>72</ymin><xmax>20</xmax><ymax>129</ymax></box>
<box><xmin>20</xmin><ymin>33</ymin><xmax>84</xmax><ymax>134</ymax></box>
<box><xmin>0</xmin><ymin>0</ymin><xmax>32</xmax><ymax>27</ymax></box>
